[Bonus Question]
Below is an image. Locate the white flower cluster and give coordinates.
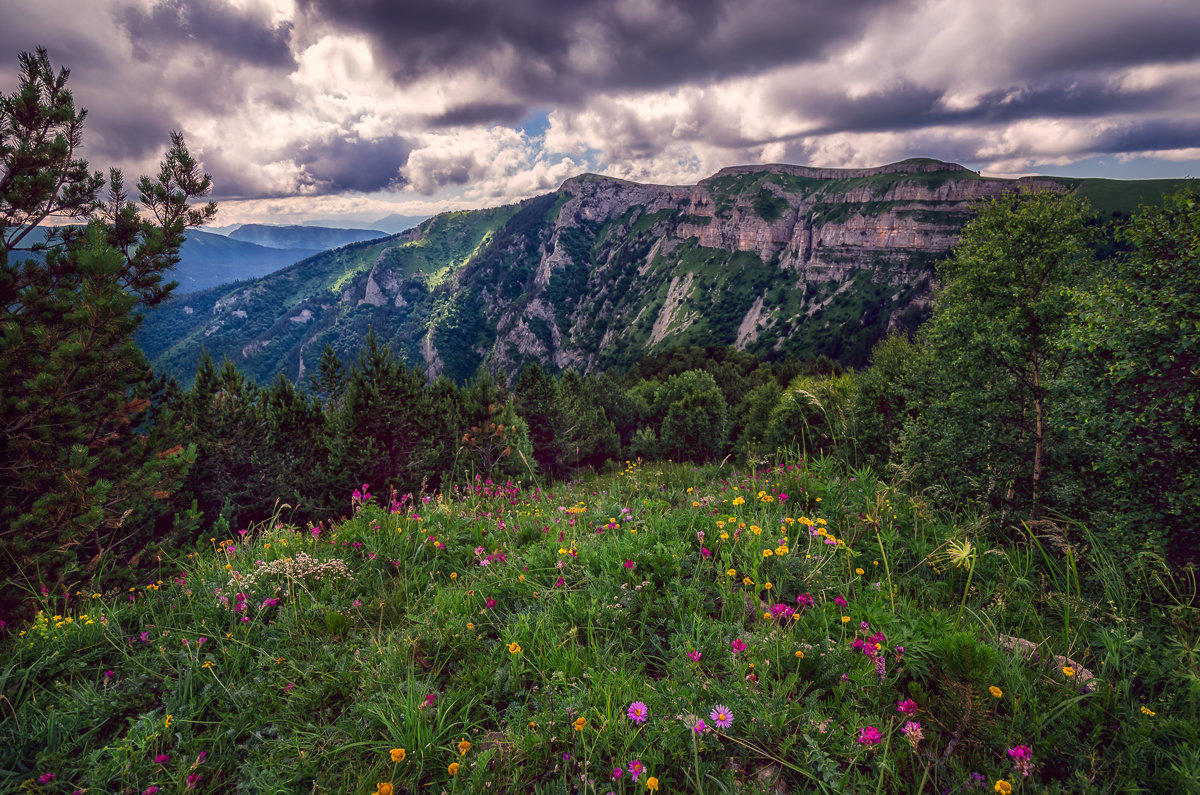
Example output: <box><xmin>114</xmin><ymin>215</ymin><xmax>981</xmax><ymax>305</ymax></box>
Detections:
<box><xmin>228</xmin><ymin>551</ymin><xmax>355</xmax><ymax>591</ymax></box>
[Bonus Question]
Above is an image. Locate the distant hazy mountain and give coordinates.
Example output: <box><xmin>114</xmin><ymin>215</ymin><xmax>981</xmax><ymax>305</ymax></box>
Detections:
<box><xmin>177</xmin><ymin>230</ymin><xmax>318</xmax><ymax>293</ymax></box>
<box><xmin>372</xmin><ymin>214</ymin><xmax>431</xmax><ymax>234</ymax></box>
<box><xmin>300</xmin><ymin>215</ymin><xmax>430</xmax><ymax>234</ymax></box>
<box><xmin>229</xmin><ymin>224</ymin><xmax>387</xmax><ymax>251</ymax></box>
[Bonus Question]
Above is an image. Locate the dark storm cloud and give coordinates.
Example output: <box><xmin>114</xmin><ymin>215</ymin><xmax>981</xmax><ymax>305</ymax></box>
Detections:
<box><xmin>766</xmin><ymin>74</ymin><xmax>1185</xmax><ymax>139</ymax></box>
<box><xmin>117</xmin><ymin>0</ymin><xmax>296</xmax><ymax>70</ymax></box>
<box><xmin>429</xmin><ymin>102</ymin><xmax>530</xmax><ymax>128</ymax></box>
<box><xmin>288</xmin><ymin>134</ymin><xmax>413</xmax><ymax>194</ymax></box>
<box><xmin>1017</xmin><ymin>4</ymin><xmax>1200</xmax><ymax>76</ymax></box>
<box><xmin>296</xmin><ymin>0</ymin><xmax>904</xmax><ymax>107</ymax></box>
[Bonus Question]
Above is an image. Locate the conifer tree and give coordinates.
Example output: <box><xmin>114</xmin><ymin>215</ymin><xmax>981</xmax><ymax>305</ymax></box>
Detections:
<box><xmin>0</xmin><ymin>49</ymin><xmax>215</xmax><ymax>609</ymax></box>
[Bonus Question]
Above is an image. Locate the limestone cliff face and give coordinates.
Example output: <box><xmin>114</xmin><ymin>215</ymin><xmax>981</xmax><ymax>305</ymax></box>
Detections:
<box><xmin>477</xmin><ymin>159</ymin><xmax>1063</xmax><ymax>375</ymax></box>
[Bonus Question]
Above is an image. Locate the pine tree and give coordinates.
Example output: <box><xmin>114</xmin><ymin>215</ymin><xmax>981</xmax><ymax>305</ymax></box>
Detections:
<box><xmin>0</xmin><ymin>49</ymin><xmax>214</xmax><ymax>611</ymax></box>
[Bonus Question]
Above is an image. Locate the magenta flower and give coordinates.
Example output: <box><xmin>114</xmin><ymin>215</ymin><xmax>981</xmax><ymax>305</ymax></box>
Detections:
<box><xmin>186</xmin><ymin>773</ymin><xmax>202</xmax><ymax>789</ymax></box>
<box><xmin>485</xmin><ymin>597</ymin><xmax>496</xmax><ymax>608</ymax></box>
<box><xmin>1008</xmin><ymin>744</ymin><xmax>1034</xmax><ymax>777</ymax></box>
<box><xmin>693</xmin><ymin>718</ymin><xmax>708</xmax><ymax>733</ymax></box>
<box><xmin>38</xmin><ymin>773</ymin><xmax>56</xmax><ymax>784</ymax></box>
<box><xmin>856</xmin><ymin>726</ymin><xmax>883</xmax><ymax>745</ymax></box>
<box><xmin>771</xmin><ymin>602</ymin><xmax>792</xmax><ymax>617</ymax></box>
<box><xmin>627</xmin><ymin>701</ymin><xmax>648</xmax><ymax>724</ymax></box>
<box><xmin>902</xmin><ymin>721</ymin><xmax>923</xmax><ymax>749</ymax></box>
<box><xmin>144</xmin><ymin>787</ymin><xmax>161</xmax><ymax>795</ymax></box>
<box><xmin>628</xmin><ymin>759</ymin><xmax>644</xmax><ymax>782</ymax></box>
<box><xmin>897</xmin><ymin>698</ymin><xmax>918</xmax><ymax>715</ymax></box>
<box><xmin>795</xmin><ymin>593</ymin><xmax>815</xmax><ymax>609</ymax></box>
<box><xmin>834</xmin><ymin>595</ymin><xmax>848</xmax><ymax>607</ymax></box>
<box><xmin>709</xmin><ymin>704</ymin><xmax>733</xmax><ymax>728</ymax></box>
<box><xmin>623</xmin><ymin>559</ymin><xmax>634</xmax><ymax>569</ymax></box>
<box><xmin>731</xmin><ymin>638</ymin><xmax>747</xmax><ymax>653</ymax></box>
<box><xmin>153</xmin><ymin>753</ymin><xmax>170</xmax><ymax>764</ymax></box>
<box><xmin>686</xmin><ymin>650</ymin><xmax>702</xmax><ymax>662</ymax></box>
<box><xmin>612</xmin><ymin>766</ymin><xmax>623</xmax><ymax>780</ymax></box>
<box><xmin>701</xmin><ymin>546</ymin><xmax>711</xmax><ymax>559</ymax></box>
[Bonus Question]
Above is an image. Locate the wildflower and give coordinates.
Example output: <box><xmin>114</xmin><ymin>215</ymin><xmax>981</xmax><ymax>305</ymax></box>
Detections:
<box><xmin>855</xmin><ymin>568</ymin><xmax>864</xmax><ymax>575</ymax></box>
<box><xmin>727</xmin><ymin>568</ymin><xmax>737</xmax><ymax>577</ymax></box>
<box><xmin>742</xmin><ymin>577</ymin><xmax>753</xmax><ymax>586</ymax></box>
<box><xmin>710</xmin><ymin>704</ymin><xmax>733</xmax><ymax>728</ymax></box>
<box><xmin>458</xmin><ymin>739</ymin><xmax>471</xmax><ymax>756</ymax></box>
<box><xmin>647</xmin><ymin>776</ymin><xmax>659</xmax><ymax>791</ymax></box>
<box><xmin>612</xmin><ymin>766</ymin><xmax>623</xmax><ymax>780</ymax></box>
<box><xmin>841</xmin><ymin>616</ymin><xmax>851</xmax><ymax>623</ymax></box>
<box><xmin>154</xmin><ymin>754</ymin><xmax>171</xmax><ymax>764</ymax></box>
<box><xmin>730</xmin><ymin>638</ymin><xmax>747</xmax><ymax>653</ymax></box>
<box><xmin>701</xmin><ymin>547</ymin><xmax>712</xmax><ymax>559</ymax></box>
<box><xmin>145</xmin><ymin>787</ymin><xmax>161</xmax><ymax>794</ymax></box>
<box><xmin>186</xmin><ymin>773</ymin><xmax>202</xmax><ymax>789</ymax></box>
<box><xmin>448</xmin><ymin>762</ymin><xmax>459</xmax><ymax>776</ymax></box>
<box><xmin>38</xmin><ymin>773</ymin><xmax>56</xmax><ymax>783</ymax></box>
<box><xmin>693</xmin><ymin>718</ymin><xmax>707</xmax><ymax>733</ymax></box>
<box><xmin>624</xmin><ymin>560</ymin><xmax>634</xmax><ymax>569</ymax></box>
<box><xmin>372</xmin><ymin>785</ymin><xmax>393</xmax><ymax>795</ymax></box>
<box><xmin>1007</xmin><ymin>745</ymin><xmax>1033</xmax><ymax>777</ymax></box>
<box><xmin>1062</xmin><ymin>666</ymin><xmax>1075</xmax><ymax>677</ymax></box>
<box><xmin>795</xmin><ymin>593</ymin><xmax>815</xmax><ymax>609</ymax></box>
<box><xmin>573</xmin><ymin>716</ymin><xmax>587</xmax><ymax>732</ymax></box>
<box><xmin>486</xmin><ymin>597</ymin><xmax>496</xmax><ymax>608</ymax></box>
<box><xmin>628</xmin><ymin>759</ymin><xmax>645</xmax><ymax>781</ymax></box>
<box><xmin>686</xmin><ymin>650</ymin><xmax>702</xmax><ymax>662</ymax></box>
<box><xmin>902</xmin><ymin>721</ymin><xmax>923</xmax><ymax>749</ymax></box>
<box><xmin>834</xmin><ymin>595</ymin><xmax>848</xmax><ymax>607</ymax></box>
<box><xmin>508</xmin><ymin>642</ymin><xmax>521</xmax><ymax>654</ymax></box>
<box><xmin>165</xmin><ymin>714</ymin><xmax>174</xmax><ymax>728</ymax></box>
<box><xmin>897</xmin><ymin>699</ymin><xmax>918</xmax><ymax>715</ymax></box>
<box><xmin>988</xmin><ymin>685</ymin><xmax>1003</xmax><ymax>698</ymax></box>
<box><xmin>467</xmin><ymin>623</ymin><xmax>475</xmax><ymax>631</ymax></box>
<box><xmin>856</xmin><ymin>726</ymin><xmax>883</xmax><ymax>745</ymax></box>
<box><xmin>795</xmin><ymin>650</ymin><xmax>804</xmax><ymax>658</ymax></box>
<box><xmin>994</xmin><ymin>781</ymin><xmax>1012</xmax><ymax>794</ymax></box>
<box><xmin>1141</xmin><ymin>706</ymin><xmax>1156</xmax><ymax>716</ymax></box>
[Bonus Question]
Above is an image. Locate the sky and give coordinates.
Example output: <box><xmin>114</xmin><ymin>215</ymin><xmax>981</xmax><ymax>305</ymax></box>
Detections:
<box><xmin>3</xmin><ymin>0</ymin><xmax>1199</xmax><ymax>227</ymax></box>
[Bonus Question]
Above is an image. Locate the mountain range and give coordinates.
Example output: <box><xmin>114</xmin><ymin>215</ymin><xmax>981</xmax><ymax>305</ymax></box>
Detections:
<box><xmin>137</xmin><ymin>159</ymin><xmax>1190</xmax><ymax>385</ymax></box>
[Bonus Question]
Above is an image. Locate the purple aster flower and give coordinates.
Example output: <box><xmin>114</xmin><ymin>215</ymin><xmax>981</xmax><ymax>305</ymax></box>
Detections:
<box><xmin>628</xmin><ymin>759</ymin><xmax>644</xmax><ymax>782</ymax></box>
<box><xmin>709</xmin><ymin>704</ymin><xmax>733</xmax><ymax>728</ymax></box>
<box><xmin>693</xmin><ymin>718</ymin><xmax>708</xmax><ymax>733</ymax></box>
<box><xmin>627</xmin><ymin>701</ymin><xmax>648</xmax><ymax>724</ymax></box>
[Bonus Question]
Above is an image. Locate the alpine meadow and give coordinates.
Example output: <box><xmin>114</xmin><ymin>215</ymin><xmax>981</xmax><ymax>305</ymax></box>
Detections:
<box><xmin>3</xmin><ymin>45</ymin><xmax>1200</xmax><ymax>795</ymax></box>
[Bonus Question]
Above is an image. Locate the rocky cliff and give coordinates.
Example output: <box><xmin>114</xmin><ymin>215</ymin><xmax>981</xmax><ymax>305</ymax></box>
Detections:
<box><xmin>137</xmin><ymin>159</ymin><xmax>1086</xmax><ymax>385</ymax></box>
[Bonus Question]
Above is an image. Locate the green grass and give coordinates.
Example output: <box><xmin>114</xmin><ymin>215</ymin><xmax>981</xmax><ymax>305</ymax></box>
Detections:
<box><xmin>4</xmin><ymin>459</ymin><xmax>1197</xmax><ymax>793</ymax></box>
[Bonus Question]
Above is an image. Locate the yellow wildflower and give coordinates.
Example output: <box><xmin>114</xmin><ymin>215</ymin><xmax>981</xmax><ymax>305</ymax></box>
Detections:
<box><xmin>390</xmin><ymin>748</ymin><xmax>406</xmax><ymax>762</ymax></box>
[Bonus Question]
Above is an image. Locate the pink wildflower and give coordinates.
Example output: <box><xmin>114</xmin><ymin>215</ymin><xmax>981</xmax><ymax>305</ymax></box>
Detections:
<box><xmin>856</xmin><ymin>726</ymin><xmax>883</xmax><ymax>745</ymax></box>
<box><xmin>623</xmin><ymin>559</ymin><xmax>634</xmax><ymax>569</ymax></box>
<box><xmin>627</xmin><ymin>701</ymin><xmax>648</xmax><ymax>724</ymax></box>
<box><xmin>628</xmin><ymin>759</ymin><xmax>644</xmax><ymax>782</ymax></box>
<box><xmin>693</xmin><ymin>718</ymin><xmax>708</xmax><ymax>733</ymax></box>
<box><xmin>731</xmin><ymin>638</ymin><xmax>747</xmax><ymax>653</ymax></box>
<box><xmin>902</xmin><ymin>721</ymin><xmax>923</xmax><ymax>750</ymax></box>
<box><xmin>154</xmin><ymin>754</ymin><xmax>170</xmax><ymax>764</ymax></box>
<box><xmin>834</xmin><ymin>595</ymin><xmax>848</xmax><ymax>607</ymax></box>
<box><xmin>897</xmin><ymin>698</ymin><xmax>918</xmax><ymax>715</ymax></box>
<box><xmin>686</xmin><ymin>650</ymin><xmax>702</xmax><ymax>662</ymax></box>
<box><xmin>1008</xmin><ymin>745</ymin><xmax>1034</xmax><ymax>777</ymax></box>
<box><xmin>709</xmin><ymin>704</ymin><xmax>733</xmax><ymax>728</ymax></box>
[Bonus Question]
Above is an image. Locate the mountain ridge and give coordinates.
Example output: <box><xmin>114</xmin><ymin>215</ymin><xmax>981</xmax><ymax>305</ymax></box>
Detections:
<box><xmin>136</xmin><ymin>159</ymin><xmax>1190</xmax><ymax>385</ymax></box>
